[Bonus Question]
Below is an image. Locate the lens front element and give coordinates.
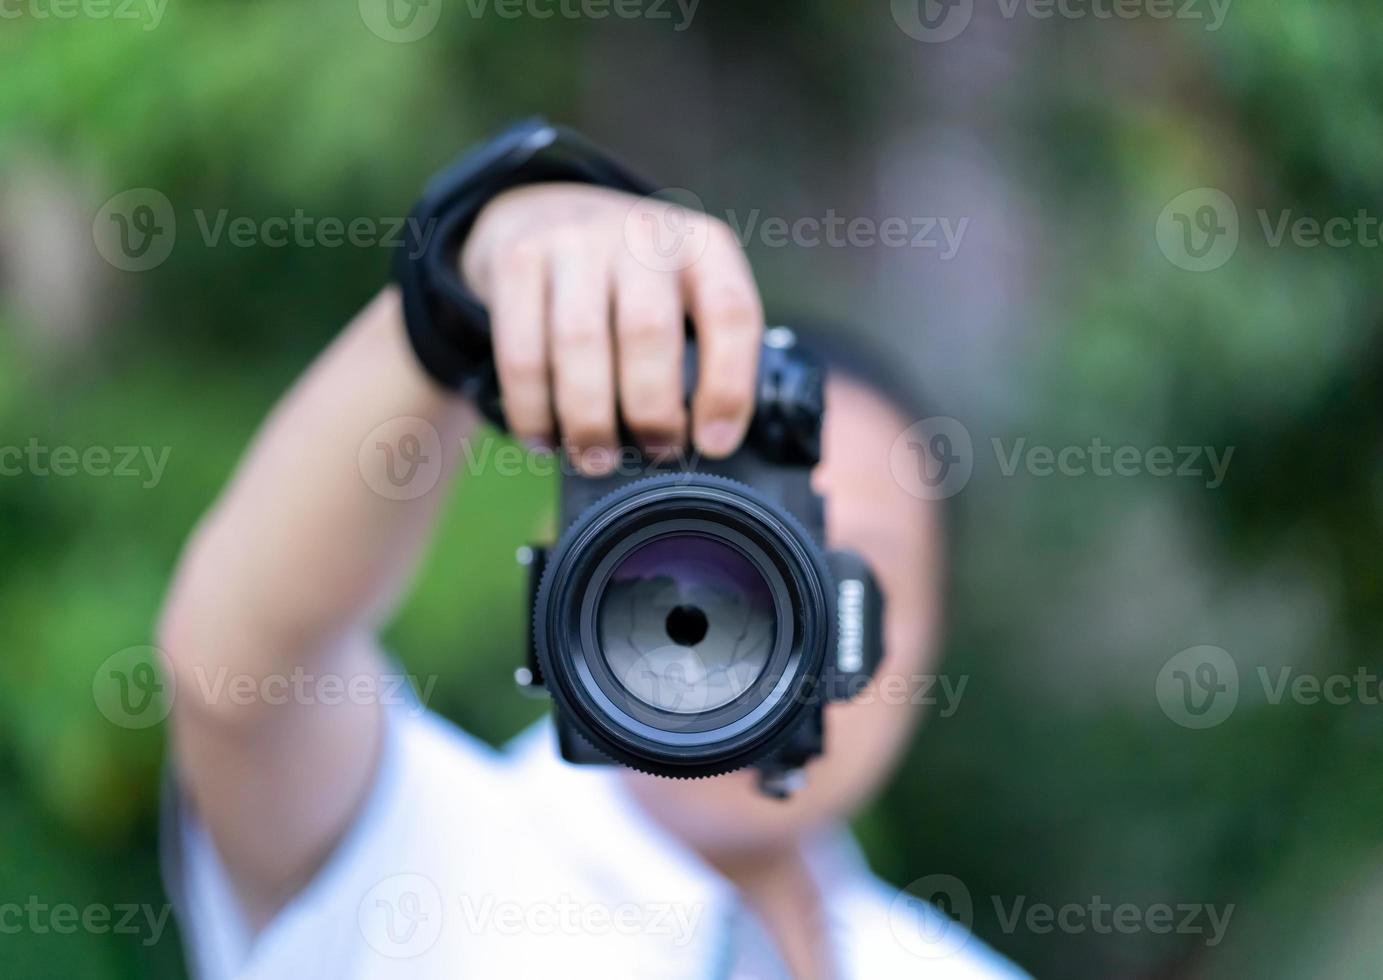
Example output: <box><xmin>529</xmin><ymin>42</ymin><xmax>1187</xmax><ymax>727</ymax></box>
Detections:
<box><xmin>597</xmin><ymin>534</ymin><xmax>776</xmax><ymax>715</ymax></box>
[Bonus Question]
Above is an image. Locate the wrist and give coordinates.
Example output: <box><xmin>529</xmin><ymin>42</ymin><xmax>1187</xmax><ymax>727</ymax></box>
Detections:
<box><xmin>395</xmin><ymin>120</ymin><xmax>658</xmax><ymax>423</ymax></box>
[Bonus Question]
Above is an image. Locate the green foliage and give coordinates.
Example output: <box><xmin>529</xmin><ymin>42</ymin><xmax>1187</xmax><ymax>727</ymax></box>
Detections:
<box><xmin>4</xmin><ymin>2</ymin><xmax>1382</xmax><ymax>977</ymax></box>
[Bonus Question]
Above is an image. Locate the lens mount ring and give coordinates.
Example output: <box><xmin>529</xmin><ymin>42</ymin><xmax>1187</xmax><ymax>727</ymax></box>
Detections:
<box><xmin>535</xmin><ymin>473</ymin><xmax>833</xmax><ymax>779</ymax></box>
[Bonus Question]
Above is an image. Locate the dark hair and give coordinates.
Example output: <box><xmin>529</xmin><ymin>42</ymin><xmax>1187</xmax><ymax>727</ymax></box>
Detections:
<box><xmin>787</xmin><ymin>319</ymin><xmax>938</xmax><ymax>428</ymax></box>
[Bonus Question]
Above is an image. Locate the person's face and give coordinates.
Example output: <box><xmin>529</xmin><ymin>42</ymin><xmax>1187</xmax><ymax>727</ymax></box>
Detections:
<box><xmin>622</xmin><ymin>374</ymin><xmax>943</xmax><ymax>860</ymax></box>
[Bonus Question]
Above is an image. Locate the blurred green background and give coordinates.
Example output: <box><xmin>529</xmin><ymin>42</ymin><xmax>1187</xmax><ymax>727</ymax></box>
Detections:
<box><xmin>3</xmin><ymin>1</ymin><xmax>1383</xmax><ymax>976</ymax></box>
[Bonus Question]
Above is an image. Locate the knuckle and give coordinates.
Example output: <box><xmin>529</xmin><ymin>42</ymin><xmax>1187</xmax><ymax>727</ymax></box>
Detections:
<box><xmin>623</xmin><ymin>390</ymin><xmax>683</xmax><ymax>431</ymax></box>
<box><xmin>553</xmin><ymin>310</ymin><xmax>606</xmax><ymax>346</ymax></box>
<box><xmin>619</xmin><ymin>307</ymin><xmax>677</xmax><ymax>348</ymax></box>
<box><xmin>698</xmin><ymin>282</ymin><xmax>762</xmax><ymax>330</ymax></box>
<box><xmin>499</xmin><ymin>349</ymin><xmax>546</xmax><ymax>385</ymax></box>
<box><xmin>549</xmin><ymin>223</ymin><xmax>590</xmax><ymax>254</ymax></box>
<box><xmin>498</xmin><ymin>236</ymin><xmax>545</xmax><ymax>273</ymax></box>
<box><xmin>698</xmin><ymin>374</ymin><xmax>753</xmax><ymax>417</ymax></box>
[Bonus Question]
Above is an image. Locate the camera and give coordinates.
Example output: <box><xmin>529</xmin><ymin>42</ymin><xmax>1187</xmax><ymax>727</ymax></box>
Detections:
<box><xmin>394</xmin><ymin>118</ymin><xmax>885</xmax><ymax>796</ymax></box>
<box><xmin>515</xmin><ymin>328</ymin><xmax>885</xmax><ymax>798</ymax></box>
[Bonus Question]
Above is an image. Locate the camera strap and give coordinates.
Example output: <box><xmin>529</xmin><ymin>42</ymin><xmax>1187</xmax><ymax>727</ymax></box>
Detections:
<box><xmin>395</xmin><ymin>117</ymin><xmax>661</xmax><ymax>429</ymax></box>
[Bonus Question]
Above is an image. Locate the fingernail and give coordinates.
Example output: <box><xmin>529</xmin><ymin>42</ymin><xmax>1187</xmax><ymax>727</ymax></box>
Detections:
<box><xmin>696</xmin><ymin>421</ymin><xmax>742</xmax><ymax>458</ymax></box>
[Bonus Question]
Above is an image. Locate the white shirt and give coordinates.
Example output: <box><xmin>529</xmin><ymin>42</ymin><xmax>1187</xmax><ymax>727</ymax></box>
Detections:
<box><xmin>163</xmin><ymin>703</ymin><xmax>1028</xmax><ymax>979</ymax></box>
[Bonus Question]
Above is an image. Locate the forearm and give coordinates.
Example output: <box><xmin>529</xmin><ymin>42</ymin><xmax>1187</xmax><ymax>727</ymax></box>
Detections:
<box><xmin>159</xmin><ymin>287</ymin><xmax>476</xmax><ymax>697</ymax></box>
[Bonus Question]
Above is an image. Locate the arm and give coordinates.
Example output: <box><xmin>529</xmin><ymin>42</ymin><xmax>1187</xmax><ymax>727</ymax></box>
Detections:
<box><xmin>157</xmin><ymin>183</ymin><xmax>764</xmax><ymax>925</ymax></box>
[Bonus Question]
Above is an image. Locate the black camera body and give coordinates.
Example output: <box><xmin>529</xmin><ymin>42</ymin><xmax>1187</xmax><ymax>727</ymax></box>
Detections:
<box><xmin>517</xmin><ymin>331</ymin><xmax>885</xmax><ymax>797</ymax></box>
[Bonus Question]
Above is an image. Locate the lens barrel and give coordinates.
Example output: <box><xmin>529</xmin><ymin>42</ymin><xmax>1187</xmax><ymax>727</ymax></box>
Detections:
<box><xmin>534</xmin><ymin>473</ymin><xmax>834</xmax><ymax>778</ymax></box>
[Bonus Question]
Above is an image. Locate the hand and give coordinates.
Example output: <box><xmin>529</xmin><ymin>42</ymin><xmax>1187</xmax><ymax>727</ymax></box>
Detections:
<box><xmin>460</xmin><ymin>182</ymin><xmax>764</xmax><ymax>474</ymax></box>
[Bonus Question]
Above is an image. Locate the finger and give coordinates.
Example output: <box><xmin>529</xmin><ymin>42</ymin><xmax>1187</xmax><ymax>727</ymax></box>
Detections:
<box><xmin>549</xmin><ymin>231</ymin><xmax>618</xmax><ymax>476</ymax></box>
<box><xmin>683</xmin><ymin>222</ymin><xmax>764</xmax><ymax>458</ymax></box>
<box><xmin>614</xmin><ymin>257</ymin><xmax>686</xmax><ymax>457</ymax></box>
<box><xmin>488</xmin><ymin>238</ymin><xmax>553</xmax><ymax>444</ymax></box>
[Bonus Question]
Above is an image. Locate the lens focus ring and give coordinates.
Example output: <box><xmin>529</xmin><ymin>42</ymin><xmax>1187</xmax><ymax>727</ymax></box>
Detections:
<box><xmin>534</xmin><ymin>473</ymin><xmax>833</xmax><ymax>779</ymax></box>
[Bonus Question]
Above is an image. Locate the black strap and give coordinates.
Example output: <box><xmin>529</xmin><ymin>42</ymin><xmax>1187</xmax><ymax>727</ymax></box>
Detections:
<box><xmin>395</xmin><ymin>118</ymin><xmax>660</xmax><ymax>429</ymax></box>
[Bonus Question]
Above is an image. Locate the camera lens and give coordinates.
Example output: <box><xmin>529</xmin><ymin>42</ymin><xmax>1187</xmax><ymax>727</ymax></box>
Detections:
<box><xmin>535</xmin><ymin>474</ymin><xmax>835</xmax><ymax>778</ymax></box>
<box><xmin>596</xmin><ymin>534</ymin><xmax>776</xmax><ymax>715</ymax></box>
